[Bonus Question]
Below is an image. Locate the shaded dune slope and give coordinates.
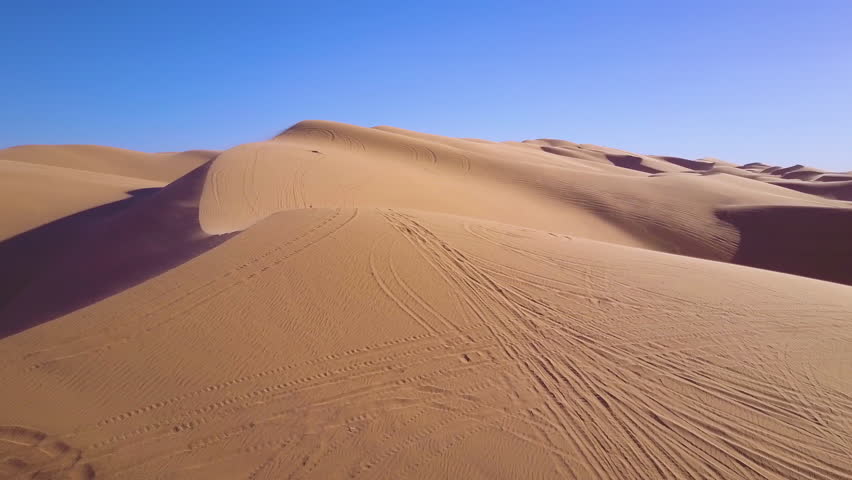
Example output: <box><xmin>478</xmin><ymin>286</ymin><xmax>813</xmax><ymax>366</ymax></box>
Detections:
<box><xmin>1</xmin><ymin>120</ymin><xmax>851</xmax><ymax>479</ymax></box>
<box><xmin>0</xmin><ymin>162</ymin><xmax>233</xmax><ymax>338</ymax></box>
<box><xmin>717</xmin><ymin>205</ymin><xmax>852</xmax><ymax>285</ymax></box>
<box><xmin>0</xmin><ymin>160</ymin><xmax>164</xmax><ymax>241</ymax></box>
<box><xmin>764</xmin><ymin>179</ymin><xmax>852</xmax><ymax>201</ymax></box>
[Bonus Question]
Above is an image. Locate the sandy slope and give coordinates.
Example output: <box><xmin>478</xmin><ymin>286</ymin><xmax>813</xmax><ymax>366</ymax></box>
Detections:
<box><xmin>1</xmin><ymin>121</ymin><xmax>851</xmax><ymax>479</ymax></box>
<box><xmin>0</xmin><ymin>145</ymin><xmax>216</xmax><ymax>182</ymax></box>
<box><xmin>0</xmin><ymin>145</ymin><xmax>215</xmax><ymax>241</ymax></box>
<box><xmin>0</xmin><ymin>160</ymin><xmax>162</xmax><ymax>242</ymax></box>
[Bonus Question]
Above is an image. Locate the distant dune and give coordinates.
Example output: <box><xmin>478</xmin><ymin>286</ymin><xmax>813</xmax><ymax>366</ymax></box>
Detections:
<box><xmin>1</xmin><ymin>121</ymin><xmax>851</xmax><ymax>479</ymax></box>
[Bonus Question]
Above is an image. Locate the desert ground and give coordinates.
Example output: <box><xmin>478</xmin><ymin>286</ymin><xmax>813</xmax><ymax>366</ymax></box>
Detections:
<box><xmin>1</xmin><ymin>120</ymin><xmax>851</xmax><ymax>479</ymax></box>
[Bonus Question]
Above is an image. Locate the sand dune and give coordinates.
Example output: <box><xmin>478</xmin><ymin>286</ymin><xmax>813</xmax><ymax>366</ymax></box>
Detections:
<box><xmin>0</xmin><ymin>145</ymin><xmax>216</xmax><ymax>241</ymax></box>
<box><xmin>1</xmin><ymin>121</ymin><xmax>851</xmax><ymax>479</ymax></box>
<box><xmin>0</xmin><ymin>163</ymin><xmax>233</xmax><ymax>338</ymax></box>
<box><xmin>817</xmin><ymin>173</ymin><xmax>852</xmax><ymax>182</ymax></box>
<box><xmin>0</xmin><ymin>144</ymin><xmax>216</xmax><ymax>182</ymax></box>
<box><xmin>765</xmin><ymin>179</ymin><xmax>852</xmax><ymax>201</ymax></box>
<box><xmin>0</xmin><ymin>160</ymin><xmax>162</xmax><ymax>242</ymax></box>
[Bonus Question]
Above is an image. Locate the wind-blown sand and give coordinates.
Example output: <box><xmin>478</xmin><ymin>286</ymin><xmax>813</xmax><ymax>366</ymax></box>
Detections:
<box><xmin>1</xmin><ymin>121</ymin><xmax>851</xmax><ymax>479</ymax></box>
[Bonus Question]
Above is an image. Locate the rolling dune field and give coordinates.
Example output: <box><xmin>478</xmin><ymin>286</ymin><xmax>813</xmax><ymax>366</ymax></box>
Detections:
<box><xmin>1</xmin><ymin>121</ymin><xmax>851</xmax><ymax>479</ymax></box>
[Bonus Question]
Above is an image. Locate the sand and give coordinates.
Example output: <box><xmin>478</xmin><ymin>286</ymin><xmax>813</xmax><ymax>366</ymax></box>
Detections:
<box><xmin>1</xmin><ymin>121</ymin><xmax>851</xmax><ymax>479</ymax></box>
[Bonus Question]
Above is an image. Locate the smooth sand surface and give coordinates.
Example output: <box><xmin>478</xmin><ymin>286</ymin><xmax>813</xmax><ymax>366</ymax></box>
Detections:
<box><xmin>1</xmin><ymin>121</ymin><xmax>851</xmax><ymax>479</ymax></box>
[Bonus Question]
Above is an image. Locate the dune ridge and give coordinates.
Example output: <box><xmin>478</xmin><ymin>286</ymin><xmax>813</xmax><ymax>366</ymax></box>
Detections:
<box><xmin>1</xmin><ymin>121</ymin><xmax>850</xmax><ymax>479</ymax></box>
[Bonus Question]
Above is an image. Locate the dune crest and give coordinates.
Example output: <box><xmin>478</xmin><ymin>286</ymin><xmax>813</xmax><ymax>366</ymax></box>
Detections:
<box><xmin>1</xmin><ymin>121</ymin><xmax>851</xmax><ymax>479</ymax></box>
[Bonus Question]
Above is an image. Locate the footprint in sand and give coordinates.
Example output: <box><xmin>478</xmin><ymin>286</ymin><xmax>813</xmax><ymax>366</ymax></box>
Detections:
<box><xmin>0</xmin><ymin>426</ymin><xmax>94</xmax><ymax>479</ymax></box>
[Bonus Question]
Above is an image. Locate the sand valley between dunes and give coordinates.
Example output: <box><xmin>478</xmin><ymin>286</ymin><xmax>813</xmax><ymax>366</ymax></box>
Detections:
<box><xmin>1</xmin><ymin>120</ymin><xmax>851</xmax><ymax>479</ymax></box>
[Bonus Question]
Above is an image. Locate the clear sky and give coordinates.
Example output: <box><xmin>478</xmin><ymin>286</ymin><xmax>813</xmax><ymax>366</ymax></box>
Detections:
<box><xmin>2</xmin><ymin>1</ymin><xmax>850</xmax><ymax>170</ymax></box>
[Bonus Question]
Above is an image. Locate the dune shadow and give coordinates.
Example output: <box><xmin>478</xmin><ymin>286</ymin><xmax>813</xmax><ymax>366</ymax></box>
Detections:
<box><xmin>0</xmin><ymin>163</ymin><xmax>234</xmax><ymax>339</ymax></box>
<box><xmin>605</xmin><ymin>154</ymin><xmax>661</xmax><ymax>174</ymax></box>
<box><xmin>766</xmin><ymin>180</ymin><xmax>852</xmax><ymax>201</ymax></box>
<box><xmin>651</xmin><ymin>156</ymin><xmax>714</xmax><ymax>171</ymax></box>
<box><xmin>0</xmin><ymin>188</ymin><xmax>159</xmax><ymax>312</ymax></box>
<box><xmin>818</xmin><ymin>174</ymin><xmax>852</xmax><ymax>182</ymax></box>
<box><xmin>717</xmin><ymin>205</ymin><xmax>852</xmax><ymax>286</ymax></box>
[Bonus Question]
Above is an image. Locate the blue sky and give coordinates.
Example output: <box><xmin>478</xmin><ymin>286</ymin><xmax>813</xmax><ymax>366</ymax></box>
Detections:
<box><xmin>2</xmin><ymin>1</ymin><xmax>850</xmax><ymax>170</ymax></box>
